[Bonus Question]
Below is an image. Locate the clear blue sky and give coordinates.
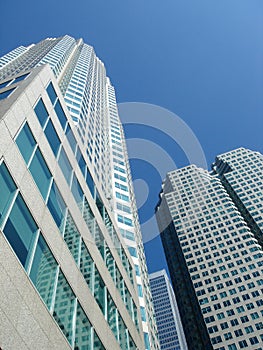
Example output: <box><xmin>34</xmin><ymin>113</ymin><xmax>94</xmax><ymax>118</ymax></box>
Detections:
<box><xmin>1</xmin><ymin>0</ymin><xmax>262</xmax><ymax>273</ymax></box>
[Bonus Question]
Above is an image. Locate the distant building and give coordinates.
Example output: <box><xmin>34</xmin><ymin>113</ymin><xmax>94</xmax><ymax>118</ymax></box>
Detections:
<box><xmin>0</xmin><ymin>35</ymin><xmax>159</xmax><ymax>350</ymax></box>
<box><xmin>149</xmin><ymin>270</ymin><xmax>188</xmax><ymax>350</ymax></box>
<box><xmin>156</xmin><ymin>148</ymin><xmax>263</xmax><ymax>350</ymax></box>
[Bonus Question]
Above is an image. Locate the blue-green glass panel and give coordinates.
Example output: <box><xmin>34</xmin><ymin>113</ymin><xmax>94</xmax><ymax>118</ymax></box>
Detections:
<box><xmin>86</xmin><ymin>168</ymin><xmax>94</xmax><ymax>197</ymax></box>
<box><xmin>29</xmin><ymin>234</ymin><xmax>57</xmax><ymax>310</ymax></box>
<box><xmin>94</xmin><ymin>268</ymin><xmax>105</xmax><ymax>314</ymax></box>
<box><xmin>83</xmin><ymin>198</ymin><xmax>95</xmax><ymax>237</ymax></box>
<box><xmin>3</xmin><ymin>193</ymin><xmax>38</xmax><ymax>269</ymax></box>
<box><xmin>44</xmin><ymin>119</ymin><xmax>60</xmax><ymax>156</ymax></box>
<box><xmin>64</xmin><ymin>212</ymin><xmax>80</xmax><ymax>264</ymax></box>
<box><xmin>54</xmin><ymin>100</ymin><xmax>67</xmax><ymax>130</ymax></box>
<box><xmin>107</xmin><ymin>291</ymin><xmax>118</xmax><ymax>341</ymax></box>
<box><xmin>47</xmin><ymin>182</ymin><xmax>66</xmax><ymax>231</ymax></box>
<box><xmin>128</xmin><ymin>332</ymin><xmax>136</xmax><ymax>350</ymax></box>
<box><xmin>13</xmin><ymin>73</ymin><xmax>29</xmax><ymax>83</ymax></box>
<box><xmin>0</xmin><ymin>162</ymin><xmax>17</xmax><ymax>226</ymax></box>
<box><xmin>29</xmin><ymin>148</ymin><xmax>52</xmax><ymax>200</ymax></box>
<box><xmin>66</xmin><ymin>124</ymin><xmax>77</xmax><ymax>154</ymax></box>
<box><xmin>71</xmin><ymin>174</ymin><xmax>84</xmax><ymax>211</ymax></box>
<box><xmin>46</xmin><ymin>82</ymin><xmax>57</xmax><ymax>105</ymax></box>
<box><xmin>93</xmin><ymin>330</ymin><xmax>105</xmax><ymax>350</ymax></box>
<box><xmin>0</xmin><ymin>87</ymin><xmax>16</xmax><ymax>100</ymax></box>
<box><xmin>16</xmin><ymin>122</ymin><xmax>36</xmax><ymax>164</ymax></box>
<box><xmin>74</xmin><ymin>302</ymin><xmax>92</xmax><ymax>350</ymax></box>
<box><xmin>0</xmin><ymin>79</ymin><xmax>12</xmax><ymax>89</ymax></box>
<box><xmin>53</xmin><ymin>270</ymin><xmax>75</xmax><ymax>345</ymax></box>
<box><xmin>76</xmin><ymin>148</ymin><xmax>86</xmax><ymax>178</ymax></box>
<box><xmin>34</xmin><ymin>98</ymin><xmax>49</xmax><ymax>127</ymax></box>
<box><xmin>140</xmin><ymin>306</ymin><xmax>146</xmax><ymax>322</ymax></box>
<box><xmin>58</xmin><ymin>147</ymin><xmax>72</xmax><ymax>185</ymax></box>
<box><xmin>118</xmin><ymin>313</ymin><xmax>128</xmax><ymax>350</ymax></box>
<box><xmin>144</xmin><ymin>333</ymin><xmax>150</xmax><ymax>350</ymax></box>
<box><xmin>80</xmin><ymin>242</ymin><xmax>94</xmax><ymax>291</ymax></box>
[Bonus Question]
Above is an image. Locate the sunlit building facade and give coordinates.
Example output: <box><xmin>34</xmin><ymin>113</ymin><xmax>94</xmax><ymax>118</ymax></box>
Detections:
<box><xmin>0</xmin><ymin>35</ymin><xmax>158</xmax><ymax>350</ymax></box>
<box><xmin>156</xmin><ymin>149</ymin><xmax>263</xmax><ymax>350</ymax></box>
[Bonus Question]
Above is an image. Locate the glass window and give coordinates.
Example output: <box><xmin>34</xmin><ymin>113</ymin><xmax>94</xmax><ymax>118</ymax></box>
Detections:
<box><xmin>34</xmin><ymin>98</ymin><xmax>49</xmax><ymax>127</ymax></box>
<box><xmin>83</xmin><ymin>197</ymin><xmax>95</xmax><ymax>237</ymax></box>
<box><xmin>29</xmin><ymin>148</ymin><xmax>52</xmax><ymax>200</ymax></box>
<box><xmin>47</xmin><ymin>182</ymin><xmax>66</xmax><ymax>231</ymax></box>
<box><xmin>140</xmin><ymin>306</ymin><xmax>146</xmax><ymax>322</ymax></box>
<box><xmin>107</xmin><ymin>291</ymin><xmax>118</xmax><ymax>341</ymax></box>
<box><xmin>0</xmin><ymin>162</ymin><xmax>17</xmax><ymax>226</ymax></box>
<box><xmin>3</xmin><ymin>193</ymin><xmax>38</xmax><ymax>269</ymax></box>
<box><xmin>58</xmin><ymin>147</ymin><xmax>72</xmax><ymax>185</ymax></box>
<box><xmin>93</xmin><ymin>330</ymin><xmax>105</xmax><ymax>350</ymax></box>
<box><xmin>46</xmin><ymin>82</ymin><xmax>57</xmax><ymax>105</ymax></box>
<box><xmin>71</xmin><ymin>174</ymin><xmax>84</xmax><ymax>210</ymax></box>
<box><xmin>53</xmin><ymin>270</ymin><xmax>75</xmax><ymax>345</ymax></box>
<box><xmin>65</xmin><ymin>124</ymin><xmax>77</xmax><ymax>154</ymax></box>
<box><xmin>0</xmin><ymin>79</ymin><xmax>12</xmax><ymax>89</ymax></box>
<box><xmin>80</xmin><ymin>242</ymin><xmax>94</xmax><ymax>291</ymax></box>
<box><xmin>76</xmin><ymin>148</ymin><xmax>86</xmax><ymax>178</ymax></box>
<box><xmin>0</xmin><ymin>87</ymin><xmax>16</xmax><ymax>100</ymax></box>
<box><xmin>118</xmin><ymin>312</ymin><xmax>127</xmax><ymax>350</ymax></box>
<box><xmin>29</xmin><ymin>234</ymin><xmax>57</xmax><ymax>309</ymax></box>
<box><xmin>12</xmin><ymin>73</ymin><xmax>29</xmax><ymax>83</ymax></box>
<box><xmin>54</xmin><ymin>100</ymin><xmax>67</xmax><ymax>130</ymax></box>
<box><xmin>74</xmin><ymin>302</ymin><xmax>92</xmax><ymax>349</ymax></box>
<box><xmin>94</xmin><ymin>269</ymin><xmax>105</xmax><ymax>314</ymax></box>
<box><xmin>16</xmin><ymin>122</ymin><xmax>36</xmax><ymax>164</ymax></box>
<box><xmin>44</xmin><ymin>119</ymin><xmax>60</xmax><ymax>156</ymax></box>
<box><xmin>63</xmin><ymin>212</ymin><xmax>80</xmax><ymax>264</ymax></box>
<box><xmin>86</xmin><ymin>168</ymin><xmax>95</xmax><ymax>197</ymax></box>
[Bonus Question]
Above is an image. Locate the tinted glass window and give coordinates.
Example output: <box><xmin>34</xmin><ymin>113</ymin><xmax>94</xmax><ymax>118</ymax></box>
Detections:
<box><xmin>16</xmin><ymin>122</ymin><xmax>36</xmax><ymax>164</ymax></box>
<box><xmin>58</xmin><ymin>147</ymin><xmax>72</xmax><ymax>185</ymax></box>
<box><xmin>46</xmin><ymin>82</ymin><xmax>57</xmax><ymax>105</ymax></box>
<box><xmin>54</xmin><ymin>100</ymin><xmax>67</xmax><ymax>130</ymax></box>
<box><xmin>0</xmin><ymin>162</ymin><xmax>17</xmax><ymax>226</ymax></box>
<box><xmin>0</xmin><ymin>87</ymin><xmax>16</xmax><ymax>100</ymax></box>
<box><xmin>44</xmin><ymin>119</ymin><xmax>60</xmax><ymax>156</ymax></box>
<box><xmin>47</xmin><ymin>182</ymin><xmax>66</xmax><ymax>231</ymax></box>
<box><xmin>34</xmin><ymin>98</ymin><xmax>49</xmax><ymax>127</ymax></box>
<box><xmin>66</xmin><ymin>124</ymin><xmax>77</xmax><ymax>153</ymax></box>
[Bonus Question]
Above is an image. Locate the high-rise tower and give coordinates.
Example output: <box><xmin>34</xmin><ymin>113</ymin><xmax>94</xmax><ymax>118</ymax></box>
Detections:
<box><xmin>0</xmin><ymin>35</ymin><xmax>159</xmax><ymax>350</ymax></box>
<box><xmin>156</xmin><ymin>149</ymin><xmax>263</xmax><ymax>350</ymax></box>
<box><xmin>149</xmin><ymin>270</ymin><xmax>188</xmax><ymax>350</ymax></box>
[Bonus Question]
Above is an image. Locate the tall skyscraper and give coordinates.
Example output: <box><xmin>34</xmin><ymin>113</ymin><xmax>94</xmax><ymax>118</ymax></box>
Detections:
<box><xmin>156</xmin><ymin>148</ymin><xmax>263</xmax><ymax>350</ymax></box>
<box><xmin>0</xmin><ymin>35</ymin><xmax>159</xmax><ymax>349</ymax></box>
<box><xmin>149</xmin><ymin>270</ymin><xmax>188</xmax><ymax>350</ymax></box>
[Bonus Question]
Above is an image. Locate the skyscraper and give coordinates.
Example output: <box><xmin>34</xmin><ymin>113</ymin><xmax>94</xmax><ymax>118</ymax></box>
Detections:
<box><xmin>0</xmin><ymin>35</ymin><xmax>159</xmax><ymax>349</ymax></box>
<box><xmin>149</xmin><ymin>270</ymin><xmax>188</xmax><ymax>350</ymax></box>
<box><xmin>156</xmin><ymin>148</ymin><xmax>263</xmax><ymax>350</ymax></box>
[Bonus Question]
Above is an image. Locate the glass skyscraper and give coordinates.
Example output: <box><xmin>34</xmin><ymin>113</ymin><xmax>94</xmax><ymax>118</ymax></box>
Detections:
<box><xmin>0</xmin><ymin>35</ymin><xmax>159</xmax><ymax>350</ymax></box>
<box><xmin>149</xmin><ymin>270</ymin><xmax>188</xmax><ymax>350</ymax></box>
<box><xmin>156</xmin><ymin>148</ymin><xmax>263</xmax><ymax>350</ymax></box>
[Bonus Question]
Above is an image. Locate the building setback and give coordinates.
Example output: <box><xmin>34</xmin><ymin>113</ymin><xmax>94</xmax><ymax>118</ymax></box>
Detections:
<box><xmin>149</xmin><ymin>269</ymin><xmax>188</xmax><ymax>350</ymax></box>
<box><xmin>0</xmin><ymin>35</ymin><xmax>159</xmax><ymax>350</ymax></box>
<box><xmin>156</xmin><ymin>149</ymin><xmax>263</xmax><ymax>350</ymax></box>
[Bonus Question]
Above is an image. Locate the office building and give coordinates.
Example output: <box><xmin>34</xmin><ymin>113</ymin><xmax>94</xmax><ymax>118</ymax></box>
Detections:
<box><xmin>156</xmin><ymin>149</ymin><xmax>263</xmax><ymax>350</ymax></box>
<box><xmin>0</xmin><ymin>35</ymin><xmax>158</xmax><ymax>349</ymax></box>
<box><xmin>149</xmin><ymin>270</ymin><xmax>188</xmax><ymax>350</ymax></box>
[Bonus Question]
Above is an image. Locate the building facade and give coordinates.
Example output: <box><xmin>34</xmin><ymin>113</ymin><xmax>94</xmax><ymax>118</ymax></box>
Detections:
<box><xmin>156</xmin><ymin>149</ymin><xmax>263</xmax><ymax>350</ymax></box>
<box><xmin>0</xmin><ymin>35</ymin><xmax>158</xmax><ymax>349</ymax></box>
<box><xmin>149</xmin><ymin>270</ymin><xmax>188</xmax><ymax>350</ymax></box>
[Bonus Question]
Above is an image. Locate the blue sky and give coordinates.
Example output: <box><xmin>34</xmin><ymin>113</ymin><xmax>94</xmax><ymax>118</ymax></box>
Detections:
<box><xmin>1</xmin><ymin>0</ymin><xmax>262</xmax><ymax>273</ymax></box>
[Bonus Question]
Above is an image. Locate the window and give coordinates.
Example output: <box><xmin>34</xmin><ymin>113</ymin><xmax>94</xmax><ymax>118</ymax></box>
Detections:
<box><xmin>74</xmin><ymin>302</ymin><xmax>92</xmax><ymax>349</ymax></box>
<box><xmin>47</xmin><ymin>182</ymin><xmax>66</xmax><ymax>231</ymax></box>
<box><xmin>29</xmin><ymin>234</ymin><xmax>57</xmax><ymax>309</ymax></box>
<box><xmin>29</xmin><ymin>148</ymin><xmax>52</xmax><ymax>200</ymax></box>
<box><xmin>44</xmin><ymin>119</ymin><xmax>60</xmax><ymax>156</ymax></box>
<box><xmin>71</xmin><ymin>174</ymin><xmax>84</xmax><ymax>209</ymax></box>
<box><xmin>0</xmin><ymin>87</ymin><xmax>16</xmax><ymax>99</ymax></box>
<box><xmin>34</xmin><ymin>98</ymin><xmax>49</xmax><ymax>127</ymax></box>
<box><xmin>16</xmin><ymin>122</ymin><xmax>36</xmax><ymax>164</ymax></box>
<box><xmin>54</xmin><ymin>99</ymin><xmax>67</xmax><ymax>130</ymax></box>
<box><xmin>46</xmin><ymin>82</ymin><xmax>57</xmax><ymax>105</ymax></box>
<box><xmin>65</xmin><ymin>124</ymin><xmax>77</xmax><ymax>153</ymax></box>
<box><xmin>3</xmin><ymin>193</ymin><xmax>38</xmax><ymax>269</ymax></box>
<box><xmin>58</xmin><ymin>147</ymin><xmax>72</xmax><ymax>184</ymax></box>
<box><xmin>0</xmin><ymin>162</ymin><xmax>17</xmax><ymax>226</ymax></box>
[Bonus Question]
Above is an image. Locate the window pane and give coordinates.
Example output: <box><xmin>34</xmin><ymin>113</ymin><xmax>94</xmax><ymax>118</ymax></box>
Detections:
<box><xmin>29</xmin><ymin>148</ymin><xmax>52</xmax><ymax>200</ymax></box>
<box><xmin>71</xmin><ymin>174</ymin><xmax>84</xmax><ymax>211</ymax></box>
<box><xmin>74</xmin><ymin>302</ymin><xmax>92</xmax><ymax>350</ymax></box>
<box><xmin>29</xmin><ymin>234</ymin><xmax>57</xmax><ymax>309</ymax></box>
<box><xmin>3</xmin><ymin>193</ymin><xmax>38</xmax><ymax>269</ymax></box>
<box><xmin>0</xmin><ymin>79</ymin><xmax>12</xmax><ymax>89</ymax></box>
<box><xmin>13</xmin><ymin>73</ymin><xmax>29</xmax><ymax>83</ymax></box>
<box><xmin>47</xmin><ymin>182</ymin><xmax>66</xmax><ymax>231</ymax></box>
<box><xmin>16</xmin><ymin>122</ymin><xmax>36</xmax><ymax>164</ymax></box>
<box><xmin>54</xmin><ymin>100</ymin><xmax>67</xmax><ymax>130</ymax></box>
<box><xmin>86</xmin><ymin>168</ymin><xmax>95</xmax><ymax>197</ymax></box>
<box><xmin>83</xmin><ymin>198</ymin><xmax>95</xmax><ymax>237</ymax></box>
<box><xmin>107</xmin><ymin>291</ymin><xmax>118</xmax><ymax>341</ymax></box>
<box><xmin>46</xmin><ymin>82</ymin><xmax>57</xmax><ymax>105</ymax></box>
<box><xmin>34</xmin><ymin>98</ymin><xmax>49</xmax><ymax>127</ymax></box>
<box><xmin>53</xmin><ymin>270</ymin><xmax>75</xmax><ymax>345</ymax></box>
<box><xmin>44</xmin><ymin>119</ymin><xmax>60</xmax><ymax>156</ymax></box>
<box><xmin>94</xmin><ymin>268</ymin><xmax>105</xmax><ymax>314</ymax></box>
<box><xmin>76</xmin><ymin>148</ymin><xmax>86</xmax><ymax>178</ymax></box>
<box><xmin>63</xmin><ymin>212</ymin><xmax>80</xmax><ymax>264</ymax></box>
<box><xmin>0</xmin><ymin>87</ymin><xmax>16</xmax><ymax>100</ymax></box>
<box><xmin>93</xmin><ymin>330</ymin><xmax>105</xmax><ymax>350</ymax></box>
<box><xmin>66</xmin><ymin>124</ymin><xmax>77</xmax><ymax>154</ymax></box>
<box><xmin>0</xmin><ymin>162</ymin><xmax>17</xmax><ymax>226</ymax></box>
<box><xmin>80</xmin><ymin>242</ymin><xmax>94</xmax><ymax>291</ymax></box>
<box><xmin>58</xmin><ymin>147</ymin><xmax>72</xmax><ymax>185</ymax></box>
